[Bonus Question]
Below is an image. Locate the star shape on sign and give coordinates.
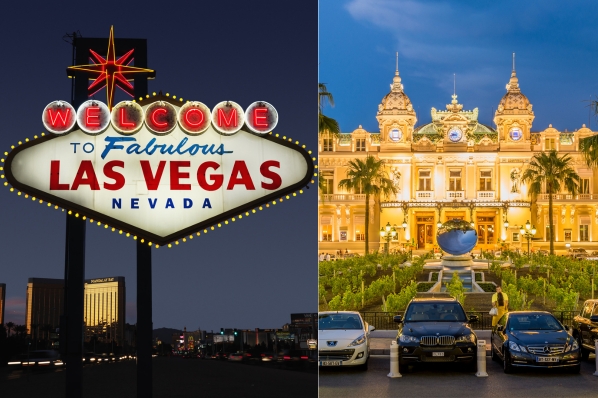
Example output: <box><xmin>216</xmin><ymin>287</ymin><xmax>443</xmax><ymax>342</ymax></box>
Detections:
<box><xmin>67</xmin><ymin>26</ymin><xmax>156</xmax><ymax>109</ymax></box>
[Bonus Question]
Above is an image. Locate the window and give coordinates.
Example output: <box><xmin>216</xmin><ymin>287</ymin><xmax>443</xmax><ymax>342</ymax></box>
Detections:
<box><xmin>322</xmin><ymin>138</ymin><xmax>333</xmax><ymax>152</ymax></box>
<box><xmin>418</xmin><ymin>169</ymin><xmax>432</xmax><ymax>191</ymax></box>
<box><xmin>321</xmin><ymin>216</ymin><xmax>332</xmax><ymax>241</ymax></box>
<box><xmin>321</xmin><ymin>172</ymin><xmax>334</xmax><ymax>194</ymax></box>
<box><xmin>479</xmin><ymin>170</ymin><xmax>492</xmax><ymax>191</ymax></box>
<box><xmin>580</xmin><ymin>225</ymin><xmax>589</xmax><ymax>242</ymax></box>
<box><xmin>355</xmin><ymin>138</ymin><xmax>366</xmax><ymax>152</ymax></box>
<box><xmin>321</xmin><ymin>225</ymin><xmax>332</xmax><ymax>241</ymax></box>
<box><xmin>449</xmin><ymin>169</ymin><xmax>462</xmax><ymax>191</ymax></box>
<box><xmin>545</xmin><ymin>138</ymin><xmax>556</xmax><ymax>151</ymax></box>
<box><xmin>355</xmin><ymin>226</ymin><xmax>365</xmax><ymax>241</ymax></box>
<box><xmin>477</xmin><ymin>216</ymin><xmax>495</xmax><ymax>244</ymax></box>
<box><xmin>354</xmin><ymin>215</ymin><xmax>365</xmax><ymax>241</ymax></box>
<box><xmin>580</xmin><ymin>178</ymin><xmax>590</xmax><ymax>194</ymax></box>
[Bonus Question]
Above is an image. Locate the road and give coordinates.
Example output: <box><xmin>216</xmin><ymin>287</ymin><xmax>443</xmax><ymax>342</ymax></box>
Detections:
<box><xmin>1</xmin><ymin>357</ymin><xmax>317</xmax><ymax>397</ymax></box>
<box><xmin>319</xmin><ymin>355</ymin><xmax>598</xmax><ymax>398</ymax></box>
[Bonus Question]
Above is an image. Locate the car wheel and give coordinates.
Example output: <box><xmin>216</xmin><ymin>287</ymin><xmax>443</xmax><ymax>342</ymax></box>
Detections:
<box><xmin>503</xmin><ymin>350</ymin><xmax>513</xmax><ymax>374</ymax></box>
<box><xmin>491</xmin><ymin>337</ymin><xmax>499</xmax><ymax>362</ymax></box>
<box><xmin>398</xmin><ymin>357</ymin><xmax>408</xmax><ymax>374</ymax></box>
<box><xmin>359</xmin><ymin>359</ymin><xmax>369</xmax><ymax>371</ymax></box>
<box><xmin>569</xmin><ymin>363</ymin><xmax>581</xmax><ymax>374</ymax></box>
<box><xmin>465</xmin><ymin>359</ymin><xmax>477</xmax><ymax>373</ymax></box>
<box><xmin>578</xmin><ymin>336</ymin><xmax>590</xmax><ymax>361</ymax></box>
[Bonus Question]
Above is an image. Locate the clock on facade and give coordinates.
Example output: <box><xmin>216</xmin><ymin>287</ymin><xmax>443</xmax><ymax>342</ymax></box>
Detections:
<box><xmin>509</xmin><ymin>127</ymin><xmax>522</xmax><ymax>141</ymax></box>
<box><xmin>448</xmin><ymin>127</ymin><xmax>463</xmax><ymax>142</ymax></box>
<box><xmin>389</xmin><ymin>128</ymin><xmax>402</xmax><ymax>142</ymax></box>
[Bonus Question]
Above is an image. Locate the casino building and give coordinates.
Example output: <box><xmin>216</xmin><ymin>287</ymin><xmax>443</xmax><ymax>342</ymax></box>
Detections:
<box><xmin>83</xmin><ymin>276</ymin><xmax>126</xmax><ymax>347</ymax></box>
<box><xmin>24</xmin><ymin>276</ymin><xmax>125</xmax><ymax>346</ymax></box>
<box><xmin>319</xmin><ymin>63</ymin><xmax>598</xmax><ymax>255</ymax></box>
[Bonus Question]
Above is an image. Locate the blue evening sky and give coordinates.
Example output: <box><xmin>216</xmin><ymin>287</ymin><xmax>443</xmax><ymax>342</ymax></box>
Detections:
<box><xmin>0</xmin><ymin>1</ymin><xmax>317</xmax><ymax>332</ymax></box>
<box><xmin>320</xmin><ymin>0</ymin><xmax>598</xmax><ymax>133</ymax></box>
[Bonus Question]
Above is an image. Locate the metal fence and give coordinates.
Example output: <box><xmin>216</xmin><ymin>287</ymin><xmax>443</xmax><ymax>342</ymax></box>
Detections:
<box><xmin>361</xmin><ymin>310</ymin><xmax>578</xmax><ymax>331</ymax></box>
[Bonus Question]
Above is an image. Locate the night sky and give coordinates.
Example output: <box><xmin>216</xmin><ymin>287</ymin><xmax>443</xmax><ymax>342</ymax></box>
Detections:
<box><xmin>320</xmin><ymin>1</ymin><xmax>598</xmax><ymax>133</ymax></box>
<box><xmin>0</xmin><ymin>1</ymin><xmax>317</xmax><ymax>332</ymax></box>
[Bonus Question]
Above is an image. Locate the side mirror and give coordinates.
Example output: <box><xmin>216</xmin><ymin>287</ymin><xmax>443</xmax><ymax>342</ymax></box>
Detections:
<box><xmin>497</xmin><ymin>325</ymin><xmax>505</xmax><ymax>332</ymax></box>
<box><xmin>393</xmin><ymin>315</ymin><xmax>403</xmax><ymax>323</ymax></box>
<box><xmin>590</xmin><ymin>315</ymin><xmax>598</xmax><ymax>323</ymax></box>
<box><xmin>369</xmin><ymin>325</ymin><xmax>376</xmax><ymax>333</ymax></box>
<box><xmin>468</xmin><ymin>315</ymin><xmax>479</xmax><ymax>323</ymax></box>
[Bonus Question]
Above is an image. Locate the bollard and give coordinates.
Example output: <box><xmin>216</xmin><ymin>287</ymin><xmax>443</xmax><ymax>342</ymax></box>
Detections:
<box><xmin>594</xmin><ymin>340</ymin><xmax>598</xmax><ymax>377</ymax></box>
<box><xmin>475</xmin><ymin>339</ymin><xmax>488</xmax><ymax>377</ymax></box>
<box><xmin>387</xmin><ymin>341</ymin><xmax>402</xmax><ymax>378</ymax></box>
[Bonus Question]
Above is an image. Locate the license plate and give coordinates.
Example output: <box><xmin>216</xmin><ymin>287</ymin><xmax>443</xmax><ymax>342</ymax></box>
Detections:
<box><xmin>432</xmin><ymin>352</ymin><xmax>444</xmax><ymax>357</ymax></box>
<box><xmin>536</xmin><ymin>357</ymin><xmax>559</xmax><ymax>362</ymax></box>
<box><xmin>320</xmin><ymin>360</ymin><xmax>341</xmax><ymax>366</ymax></box>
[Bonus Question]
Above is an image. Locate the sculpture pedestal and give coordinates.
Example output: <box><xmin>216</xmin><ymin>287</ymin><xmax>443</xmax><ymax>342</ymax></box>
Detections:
<box><xmin>441</xmin><ymin>254</ymin><xmax>474</xmax><ymax>292</ymax></box>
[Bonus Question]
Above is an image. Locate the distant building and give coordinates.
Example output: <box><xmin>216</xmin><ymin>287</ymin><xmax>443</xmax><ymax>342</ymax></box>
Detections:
<box><xmin>0</xmin><ymin>283</ymin><xmax>6</xmax><ymax>325</ymax></box>
<box><xmin>24</xmin><ymin>276</ymin><xmax>126</xmax><ymax>346</ymax></box>
<box><xmin>84</xmin><ymin>276</ymin><xmax>126</xmax><ymax>346</ymax></box>
<box><xmin>25</xmin><ymin>278</ymin><xmax>64</xmax><ymax>338</ymax></box>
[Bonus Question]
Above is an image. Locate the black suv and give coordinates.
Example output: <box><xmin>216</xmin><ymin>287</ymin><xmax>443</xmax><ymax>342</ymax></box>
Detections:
<box><xmin>572</xmin><ymin>299</ymin><xmax>598</xmax><ymax>360</ymax></box>
<box><xmin>394</xmin><ymin>298</ymin><xmax>479</xmax><ymax>372</ymax></box>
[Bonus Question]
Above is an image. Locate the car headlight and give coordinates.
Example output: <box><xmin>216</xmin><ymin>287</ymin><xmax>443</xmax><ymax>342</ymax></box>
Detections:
<box><xmin>508</xmin><ymin>341</ymin><xmax>526</xmax><ymax>352</ymax></box>
<box><xmin>399</xmin><ymin>334</ymin><xmax>420</xmax><ymax>343</ymax></box>
<box><xmin>455</xmin><ymin>334</ymin><xmax>475</xmax><ymax>343</ymax></box>
<box><xmin>565</xmin><ymin>339</ymin><xmax>579</xmax><ymax>352</ymax></box>
<box><xmin>348</xmin><ymin>334</ymin><xmax>366</xmax><ymax>346</ymax></box>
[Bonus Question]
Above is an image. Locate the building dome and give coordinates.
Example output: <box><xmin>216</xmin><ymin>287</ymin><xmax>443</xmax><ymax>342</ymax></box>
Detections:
<box><xmin>377</xmin><ymin>71</ymin><xmax>415</xmax><ymax>115</ymax></box>
<box><xmin>496</xmin><ymin>70</ymin><xmax>533</xmax><ymax>114</ymax></box>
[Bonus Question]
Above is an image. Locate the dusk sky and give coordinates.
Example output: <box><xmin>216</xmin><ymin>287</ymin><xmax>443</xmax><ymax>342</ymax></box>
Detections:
<box><xmin>0</xmin><ymin>2</ymin><xmax>317</xmax><ymax>331</ymax></box>
<box><xmin>319</xmin><ymin>1</ymin><xmax>598</xmax><ymax>133</ymax></box>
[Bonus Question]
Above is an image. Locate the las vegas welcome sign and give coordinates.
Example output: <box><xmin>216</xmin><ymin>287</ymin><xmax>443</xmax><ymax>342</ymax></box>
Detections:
<box><xmin>3</xmin><ymin>94</ymin><xmax>314</xmax><ymax>246</ymax></box>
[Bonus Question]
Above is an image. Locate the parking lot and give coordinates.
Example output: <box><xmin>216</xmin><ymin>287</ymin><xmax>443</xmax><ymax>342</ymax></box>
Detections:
<box><xmin>319</xmin><ymin>354</ymin><xmax>598</xmax><ymax>398</ymax></box>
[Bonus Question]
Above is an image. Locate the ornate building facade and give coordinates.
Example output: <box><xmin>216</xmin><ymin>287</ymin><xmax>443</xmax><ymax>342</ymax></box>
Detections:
<box><xmin>319</xmin><ymin>63</ymin><xmax>598</xmax><ymax>255</ymax></box>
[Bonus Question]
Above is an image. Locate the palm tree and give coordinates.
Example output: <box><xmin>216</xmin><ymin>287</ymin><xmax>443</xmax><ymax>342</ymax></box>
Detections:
<box><xmin>6</xmin><ymin>321</ymin><xmax>14</xmax><ymax>337</ymax></box>
<box><xmin>318</xmin><ymin>83</ymin><xmax>340</xmax><ymax>136</ymax></box>
<box><xmin>14</xmin><ymin>324</ymin><xmax>27</xmax><ymax>339</ymax></box>
<box><xmin>580</xmin><ymin>134</ymin><xmax>598</xmax><ymax>168</ymax></box>
<box><xmin>522</xmin><ymin>151</ymin><xmax>580</xmax><ymax>255</ymax></box>
<box><xmin>338</xmin><ymin>155</ymin><xmax>397</xmax><ymax>254</ymax></box>
<box><xmin>580</xmin><ymin>100</ymin><xmax>598</xmax><ymax>167</ymax></box>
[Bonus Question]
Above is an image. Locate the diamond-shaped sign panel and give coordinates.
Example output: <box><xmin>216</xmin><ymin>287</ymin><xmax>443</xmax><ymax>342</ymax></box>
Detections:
<box><xmin>4</xmin><ymin>96</ymin><xmax>314</xmax><ymax>246</ymax></box>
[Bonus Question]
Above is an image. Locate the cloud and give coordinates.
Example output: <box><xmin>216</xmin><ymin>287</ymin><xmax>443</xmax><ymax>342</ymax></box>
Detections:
<box><xmin>344</xmin><ymin>0</ymin><xmax>515</xmax><ymax>92</ymax></box>
<box><xmin>4</xmin><ymin>296</ymin><xmax>26</xmax><ymax>325</ymax></box>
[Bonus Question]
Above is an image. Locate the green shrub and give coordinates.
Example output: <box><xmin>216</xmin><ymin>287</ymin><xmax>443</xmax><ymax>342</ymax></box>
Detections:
<box><xmin>417</xmin><ymin>282</ymin><xmax>436</xmax><ymax>292</ymax></box>
<box><xmin>385</xmin><ymin>281</ymin><xmax>418</xmax><ymax>312</ymax></box>
<box><xmin>476</xmin><ymin>282</ymin><xmax>496</xmax><ymax>292</ymax></box>
<box><xmin>446</xmin><ymin>273</ymin><xmax>465</xmax><ymax>305</ymax></box>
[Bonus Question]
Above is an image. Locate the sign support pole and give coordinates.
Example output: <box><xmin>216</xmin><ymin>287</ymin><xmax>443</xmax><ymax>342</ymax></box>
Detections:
<box><xmin>137</xmin><ymin>242</ymin><xmax>152</xmax><ymax>397</ymax></box>
<box><xmin>64</xmin><ymin>32</ymin><xmax>86</xmax><ymax>398</ymax></box>
<box><xmin>62</xmin><ymin>34</ymin><xmax>152</xmax><ymax>397</ymax></box>
<box><xmin>65</xmin><ymin>216</ymin><xmax>86</xmax><ymax>397</ymax></box>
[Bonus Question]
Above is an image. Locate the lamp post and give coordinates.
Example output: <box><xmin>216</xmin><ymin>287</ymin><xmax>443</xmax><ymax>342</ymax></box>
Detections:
<box><xmin>380</xmin><ymin>222</ymin><xmax>397</xmax><ymax>254</ymax></box>
<box><xmin>520</xmin><ymin>220</ymin><xmax>536</xmax><ymax>256</ymax></box>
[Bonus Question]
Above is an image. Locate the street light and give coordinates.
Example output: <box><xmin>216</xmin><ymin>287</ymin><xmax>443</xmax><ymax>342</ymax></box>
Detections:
<box><xmin>520</xmin><ymin>221</ymin><xmax>536</xmax><ymax>256</ymax></box>
<box><xmin>380</xmin><ymin>222</ymin><xmax>397</xmax><ymax>254</ymax></box>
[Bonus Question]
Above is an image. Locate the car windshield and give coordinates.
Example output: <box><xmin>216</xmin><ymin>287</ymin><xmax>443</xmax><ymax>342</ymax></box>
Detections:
<box><xmin>404</xmin><ymin>303</ymin><xmax>467</xmax><ymax>322</ymax></box>
<box><xmin>319</xmin><ymin>314</ymin><xmax>363</xmax><ymax>330</ymax></box>
<box><xmin>507</xmin><ymin>314</ymin><xmax>563</xmax><ymax>331</ymax></box>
